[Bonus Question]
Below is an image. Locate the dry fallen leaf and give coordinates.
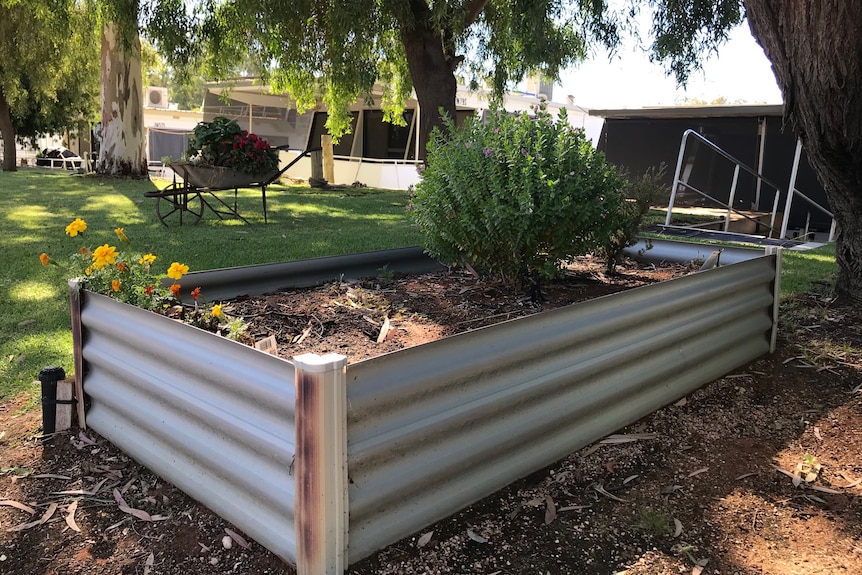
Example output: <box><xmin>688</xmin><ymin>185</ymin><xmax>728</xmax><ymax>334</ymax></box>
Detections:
<box><xmin>31</xmin><ymin>474</ymin><xmax>72</xmax><ymax>480</ymax></box>
<box><xmin>0</xmin><ymin>500</ymin><xmax>36</xmax><ymax>515</ymax></box>
<box><xmin>77</xmin><ymin>431</ymin><xmax>96</xmax><ymax>445</ymax></box>
<box><xmin>6</xmin><ymin>502</ymin><xmax>58</xmax><ymax>532</ymax></box>
<box><xmin>735</xmin><ymin>472</ymin><xmax>757</xmax><ymax>481</ymax></box>
<box><xmin>687</xmin><ymin>467</ymin><xmax>709</xmax><ymax>478</ymax></box>
<box><xmin>599</xmin><ymin>433</ymin><xmax>659</xmax><ymax>444</ymax></box>
<box><xmin>143</xmin><ymin>552</ymin><xmax>154</xmax><ymax>575</ymax></box>
<box><xmin>65</xmin><ymin>500</ymin><xmax>81</xmax><ymax>532</ymax></box>
<box><xmin>674</xmin><ymin>397</ymin><xmax>688</xmax><ymax>407</ymax></box>
<box><xmin>225</xmin><ymin>527</ymin><xmax>250</xmax><ymax>549</ymax></box>
<box><xmin>544</xmin><ymin>495</ymin><xmax>556</xmax><ymax>525</ymax></box>
<box><xmin>113</xmin><ymin>489</ymin><xmax>168</xmax><ymax>522</ymax></box>
<box><xmin>673</xmin><ymin>518</ymin><xmax>683</xmax><ymax>537</ymax></box>
<box><xmin>466</xmin><ymin>529</ymin><xmax>487</xmax><ymax>544</ymax></box>
<box><xmin>416</xmin><ymin>531</ymin><xmax>433</xmax><ymax>548</ymax></box>
<box><xmin>623</xmin><ymin>474</ymin><xmax>639</xmax><ymax>485</ymax></box>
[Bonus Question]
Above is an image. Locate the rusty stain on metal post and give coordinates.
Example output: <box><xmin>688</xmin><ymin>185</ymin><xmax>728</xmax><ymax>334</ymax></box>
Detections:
<box><xmin>68</xmin><ymin>279</ymin><xmax>86</xmax><ymax>429</ymax></box>
<box><xmin>294</xmin><ymin>353</ymin><xmax>348</xmax><ymax>575</ymax></box>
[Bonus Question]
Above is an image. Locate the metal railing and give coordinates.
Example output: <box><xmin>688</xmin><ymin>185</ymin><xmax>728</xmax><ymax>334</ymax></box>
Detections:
<box><xmin>666</xmin><ymin>129</ymin><xmax>835</xmax><ymax>241</ymax></box>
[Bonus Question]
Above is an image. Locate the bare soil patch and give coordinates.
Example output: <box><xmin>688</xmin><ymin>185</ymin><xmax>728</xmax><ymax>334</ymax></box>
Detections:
<box><xmin>1</xmin><ymin>257</ymin><xmax>860</xmax><ymax>575</ymax></box>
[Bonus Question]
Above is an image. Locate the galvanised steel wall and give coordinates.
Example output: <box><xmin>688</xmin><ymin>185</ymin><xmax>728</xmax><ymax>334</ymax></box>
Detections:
<box><xmin>344</xmin><ymin>254</ymin><xmax>778</xmax><ymax>563</ymax></box>
<box><xmin>80</xmin><ymin>292</ymin><xmax>299</xmax><ymax>564</ymax></box>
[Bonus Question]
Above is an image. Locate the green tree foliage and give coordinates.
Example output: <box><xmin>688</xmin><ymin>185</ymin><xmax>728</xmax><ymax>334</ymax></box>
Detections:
<box><xmin>141</xmin><ymin>39</ymin><xmax>206</xmax><ymax>111</ymax></box>
<box><xmin>0</xmin><ymin>0</ymin><xmax>99</xmax><ymax>171</ymax></box>
<box><xmin>410</xmin><ymin>105</ymin><xmax>627</xmax><ymax>284</ymax></box>
<box><xmin>142</xmin><ymin>1</ymin><xmax>742</xmax><ymax>157</ymax></box>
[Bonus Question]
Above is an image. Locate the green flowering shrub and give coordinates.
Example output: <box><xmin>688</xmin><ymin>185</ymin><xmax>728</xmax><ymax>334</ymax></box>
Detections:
<box><xmin>410</xmin><ymin>104</ymin><xmax>626</xmax><ymax>284</ymax></box>
<box><xmin>602</xmin><ymin>164</ymin><xmax>668</xmax><ymax>274</ymax></box>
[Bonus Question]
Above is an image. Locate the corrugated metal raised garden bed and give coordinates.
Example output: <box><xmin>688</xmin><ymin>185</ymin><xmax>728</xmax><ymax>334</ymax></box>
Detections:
<box><xmin>70</xmin><ymin>240</ymin><xmax>781</xmax><ymax>573</ymax></box>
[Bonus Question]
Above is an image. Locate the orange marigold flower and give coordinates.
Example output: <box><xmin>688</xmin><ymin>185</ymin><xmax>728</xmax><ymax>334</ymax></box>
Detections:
<box><xmin>191</xmin><ymin>287</ymin><xmax>201</xmax><ymax>301</ymax></box>
<box><xmin>39</xmin><ymin>253</ymin><xmax>50</xmax><ymax>266</ymax></box>
<box><xmin>78</xmin><ymin>246</ymin><xmax>92</xmax><ymax>256</ymax></box>
<box><xmin>116</xmin><ymin>262</ymin><xmax>129</xmax><ymax>272</ymax></box>
<box><xmin>111</xmin><ymin>280</ymin><xmax>121</xmax><ymax>292</ymax></box>
<box><xmin>144</xmin><ymin>285</ymin><xmax>155</xmax><ymax>296</ymax></box>
<box><xmin>170</xmin><ymin>284</ymin><xmax>181</xmax><ymax>298</ymax></box>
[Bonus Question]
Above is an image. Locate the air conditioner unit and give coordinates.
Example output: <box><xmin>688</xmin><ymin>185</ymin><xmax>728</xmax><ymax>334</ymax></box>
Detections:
<box><xmin>146</xmin><ymin>86</ymin><xmax>169</xmax><ymax>109</ymax></box>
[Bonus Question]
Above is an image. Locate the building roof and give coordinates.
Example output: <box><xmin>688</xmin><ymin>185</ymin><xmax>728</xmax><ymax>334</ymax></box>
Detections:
<box><xmin>588</xmin><ymin>104</ymin><xmax>784</xmax><ymax>120</ymax></box>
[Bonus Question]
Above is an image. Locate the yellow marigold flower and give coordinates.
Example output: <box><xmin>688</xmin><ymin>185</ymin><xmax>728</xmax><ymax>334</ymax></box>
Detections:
<box><xmin>114</xmin><ymin>227</ymin><xmax>129</xmax><ymax>242</ymax></box>
<box><xmin>111</xmin><ymin>280</ymin><xmax>121</xmax><ymax>292</ymax></box>
<box><xmin>85</xmin><ymin>267</ymin><xmax>93</xmax><ymax>275</ymax></box>
<box><xmin>139</xmin><ymin>253</ymin><xmax>156</xmax><ymax>265</ymax></box>
<box><xmin>39</xmin><ymin>252</ymin><xmax>50</xmax><ymax>266</ymax></box>
<box><xmin>167</xmin><ymin>261</ymin><xmax>189</xmax><ymax>280</ymax></box>
<box><xmin>65</xmin><ymin>218</ymin><xmax>87</xmax><ymax>237</ymax></box>
<box><xmin>211</xmin><ymin>303</ymin><xmax>223</xmax><ymax>318</ymax></box>
<box><xmin>91</xmin><ymin>244</ymin><xmax>118</xmax><ymax>270</ymax></box>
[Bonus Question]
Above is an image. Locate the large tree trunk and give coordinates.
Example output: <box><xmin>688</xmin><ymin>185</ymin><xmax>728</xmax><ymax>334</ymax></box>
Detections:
<box><xmin>400</xmin><ymin>18</ymin><xmax>458</xmax><ymax>160</ymax></box>
<box><xmin>0</xmin><ymin>90</ymin><xmax>17</xmax><ymax>172</ymax></box>
<box><xmin>745</xmin><ymin>0</ymin><xmax>862</xmax><ymax>302</ymax></box>
<box><xmin>97</xmin><ymin>22</ymin><xmax>147</xmax><ymax>177</ymax></box>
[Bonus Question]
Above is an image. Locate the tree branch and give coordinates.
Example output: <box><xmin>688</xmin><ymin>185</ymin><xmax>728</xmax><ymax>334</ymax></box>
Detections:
<box><xmin>463</xmin><ymin>0</ymin><xmax>488</xmax><ymax>28</ymax></box>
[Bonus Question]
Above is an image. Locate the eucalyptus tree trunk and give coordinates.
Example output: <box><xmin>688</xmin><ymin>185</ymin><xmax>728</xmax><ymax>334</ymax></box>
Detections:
<box><xmin>745</xmin><ymin>0</ymin><xmax>862</xmax><ymax>302</ymax></box>
<box><xmin>0</xmin><ymin>91</ymin><xmax>17</xmax><ymax>172</ymax></box>
<box><xmin>97</xmin><ymin>22</ymin><xmax>147</xmax><ymax>176</ymax></box>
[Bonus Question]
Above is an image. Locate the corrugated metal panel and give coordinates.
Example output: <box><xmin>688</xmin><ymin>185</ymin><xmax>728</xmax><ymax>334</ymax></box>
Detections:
<box><xmin>623</xmin><ymin>238</ymin><xmax>763</xmax><ymax>266</ymax></box>
<box><xmin>80</xmin><ymin>293</ymin><xmax>298</xmax><ymax>564</ymax></box>
<box><xmin>178</xmin><ymin>246</ymin><xmax>445</xmax><ymax>301</ymax></box>
<box><xmin>345</xmin><ymin>255</ymin><xmax>777</xmax><ymax>562</ymax></box>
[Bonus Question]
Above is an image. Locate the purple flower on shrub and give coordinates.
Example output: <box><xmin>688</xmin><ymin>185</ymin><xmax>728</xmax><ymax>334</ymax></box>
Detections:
<box><xmin>483</xmin><ymin>149</ymin><xmax>492</xmax><ymax>157</ymax></box>
<box><xmin>520</xmin><ymin>148</ymin><xmax>527</xmax><ymax>155</ymax></box>
<box><xmin>465</xmin><ymin>142</ymin><xmax>472</xmax><ymax>149</ymax></box>
<box><xmin>493</xmin><ymin>128</ymin><xmax>500</xmax><ymax>134</ymax></box>
<box><xmin>407</xmin><ymin>203</ymin><xmax>414</xmax><ymax>212</ymax></box>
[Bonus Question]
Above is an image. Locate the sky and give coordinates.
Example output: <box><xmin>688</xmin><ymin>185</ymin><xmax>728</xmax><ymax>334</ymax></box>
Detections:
<box><xmin>555</xmin><ymin>22</ymin><xmax>783</xmax><ymax>109</ymax></box>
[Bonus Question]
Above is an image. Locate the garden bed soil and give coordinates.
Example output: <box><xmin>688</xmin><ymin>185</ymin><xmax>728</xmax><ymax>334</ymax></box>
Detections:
<box><xmin>1</xmin><ymin>256</ymin><xmax>861</xmax><ymax>575</ymax></box>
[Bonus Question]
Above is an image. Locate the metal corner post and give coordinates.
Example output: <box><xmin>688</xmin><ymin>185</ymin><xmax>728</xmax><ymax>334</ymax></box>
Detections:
<box><xmin>294</xmin><ymin>353</ymin><xmax>349</xmax><ymax>575</ymax></box>
<box><xmin>68</xmin><ymin>279</ymin><xmax>87</xmax><ymax>429</ymax></box>
<box><xmin>764</xmin><ymin>246</ymin><xmax>783</xmax><ymax>353</ymax></box>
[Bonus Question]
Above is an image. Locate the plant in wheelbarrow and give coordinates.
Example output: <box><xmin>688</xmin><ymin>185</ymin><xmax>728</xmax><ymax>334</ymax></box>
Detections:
<box><xmin>186</xmin><ymin>116</ymin><xmax>279</xmax><ymax>174</ymax></box>
<box><xmin>39</xmin><ymin>217</ymin><xmax>250</xmax><ymax>341</ymax></box>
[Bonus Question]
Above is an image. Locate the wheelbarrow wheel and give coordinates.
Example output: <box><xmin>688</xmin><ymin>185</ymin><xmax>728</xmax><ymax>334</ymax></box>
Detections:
<box><xmin>156</xmin><ymin>189</ymin><xmax>204</xmax><ymax>226</ymax></box>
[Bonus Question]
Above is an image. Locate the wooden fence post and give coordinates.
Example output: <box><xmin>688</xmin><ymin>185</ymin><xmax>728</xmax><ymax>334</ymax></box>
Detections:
<box><xmin>321</xmin><ymin>135</ymin><xmax>335</xmax><ymax>184</ymax></box>
<box><xmin>294</xmin><ymin>353</ymin><xmax>349</xmax><ymax>575</ymax></box>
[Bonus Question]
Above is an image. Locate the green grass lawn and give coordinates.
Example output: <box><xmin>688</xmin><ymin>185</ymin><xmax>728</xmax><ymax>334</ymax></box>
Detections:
<box><xmin>0</xmin><ymin>168</ymin><xmax>422</xmax><ymax>402</ymax></box>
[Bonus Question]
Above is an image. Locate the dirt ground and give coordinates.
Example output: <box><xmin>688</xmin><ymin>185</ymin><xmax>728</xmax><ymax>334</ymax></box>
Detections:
<box><xmin>1</xmin><ymin>256</ymin><xmax>860</xmax><ymax>575</ymax></box>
